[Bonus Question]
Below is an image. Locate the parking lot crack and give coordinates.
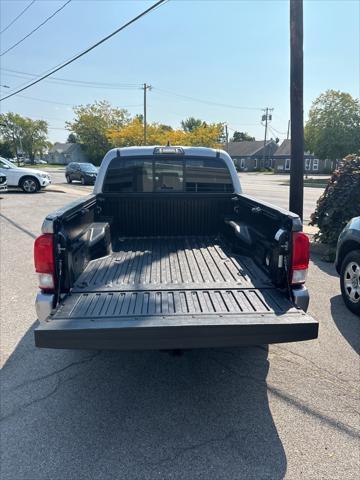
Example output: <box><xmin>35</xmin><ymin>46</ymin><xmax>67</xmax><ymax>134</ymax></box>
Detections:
<box><xmin>142</xmin><ymin>429</ymin><xmax>239</xmax><ymax>468</ymax></box>
<box><xmin>11</xmin><ymin>351</ymin><xmax>102</xmax><ymax>392</ymax></box>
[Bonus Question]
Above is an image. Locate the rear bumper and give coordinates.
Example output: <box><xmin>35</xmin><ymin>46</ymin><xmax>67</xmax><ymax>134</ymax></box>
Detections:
<box><xmin>35</xmin><ymin>313</ymin><xmax>318</xmax><ymax>350</ymax></box>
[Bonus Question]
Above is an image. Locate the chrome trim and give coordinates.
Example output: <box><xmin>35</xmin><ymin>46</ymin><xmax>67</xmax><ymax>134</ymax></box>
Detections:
<box><xmin>41</xmin><ymin>218</ymin><xmax>54</xmax><ymax>234</ymax></box>
<box><xmin>35</xmin><ymin>292</ymin><xmax>55</xmax><ymax>321</ymax></box>
<box><xmin>275</xmin><ymin>228</ymin><xmax>287</xmax><ymax>241</ymax></box>
<box><xmin>292</xmin><ymin>286</ymin><xmax>309</xmax><ymax>312</ymax></box>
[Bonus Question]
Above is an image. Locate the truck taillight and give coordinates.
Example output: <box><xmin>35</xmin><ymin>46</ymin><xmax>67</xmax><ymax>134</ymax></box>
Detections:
<box><xmin>290</xmin><ymin>232</ymin><xmax>310</xmax><ymax>285</ymax></box>
<box><xmin>34</xmin><ymin>234</ymin><xmax>55</xmax><ymax>291</ymax></box>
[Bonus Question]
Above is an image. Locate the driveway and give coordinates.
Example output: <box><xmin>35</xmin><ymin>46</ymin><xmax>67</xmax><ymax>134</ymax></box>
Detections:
<box><xmin>0</xmin><ymin>186</ymin><xmax>358</xmax><ymax>480</ymax></box>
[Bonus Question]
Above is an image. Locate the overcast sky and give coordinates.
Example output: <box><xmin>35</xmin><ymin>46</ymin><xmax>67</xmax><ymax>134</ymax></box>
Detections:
<box><xmin>0</xmin><ymin>0</ymin><xmax>359</xmax><ymax>143</ymax></box>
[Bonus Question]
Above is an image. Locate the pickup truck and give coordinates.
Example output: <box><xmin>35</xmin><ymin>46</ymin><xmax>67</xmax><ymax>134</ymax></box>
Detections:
<box><xmin>34</xmin><ymin>146</ymin><xmax>318</xmax><ymax>350</ymax></box>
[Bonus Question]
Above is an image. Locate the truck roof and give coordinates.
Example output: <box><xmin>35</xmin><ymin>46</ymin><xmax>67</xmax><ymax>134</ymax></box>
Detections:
<box><xmin>94</xmin><ymin>146</ymin><xmax>242</xmax><ymax>194</ymax></box>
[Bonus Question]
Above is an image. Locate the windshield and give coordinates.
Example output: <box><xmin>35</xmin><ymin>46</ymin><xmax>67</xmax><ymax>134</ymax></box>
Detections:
<box><xmin>0</xmin><ymin>157</ymin><xmax>17</xmax><ymax>169</ymax></box>
<box><xmin>80</xmin><ymin>163</ymin><xmax>97</xmax><ymax>172</ymax></box>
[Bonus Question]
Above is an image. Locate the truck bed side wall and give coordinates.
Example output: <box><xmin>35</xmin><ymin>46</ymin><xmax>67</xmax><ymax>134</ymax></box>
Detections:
<box><xmin>50</xmin><ymin>192</ymin><xmax>299</xmax><ymax>293</ymax></box>
<box><xmin>49</xmin><ymin>195</ymin><xmax>110</xmax><ymax>291</ymax></box>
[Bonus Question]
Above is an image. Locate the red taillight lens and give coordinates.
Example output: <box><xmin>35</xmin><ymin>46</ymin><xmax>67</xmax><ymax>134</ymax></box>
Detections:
<box><xmin>34</xmin><ymin>234</ymin><xmax>55</xmax><ymax>291</ymax></box>
<box><xmin>290</xmin><ymin>232</ymin><xmax>310</xmax><ymax>285</ymax></box>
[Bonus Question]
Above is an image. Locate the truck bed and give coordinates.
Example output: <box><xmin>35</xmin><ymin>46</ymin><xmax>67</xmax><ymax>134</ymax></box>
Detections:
<box><xmin>72</xmin><ymin>236</ymin><xmax>272</xmax><ymax>293</ymax></box>
<box><xmin>35</xmin><ymin>236</ymin><xmax>318</xmax><ymax>350</ymax></box>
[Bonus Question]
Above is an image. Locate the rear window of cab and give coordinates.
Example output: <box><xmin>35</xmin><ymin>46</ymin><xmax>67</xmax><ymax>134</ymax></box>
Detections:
<box><xmin>103</xmin><ymin>156</ymin><xmax>234</xmax><ymax>193</ymax></box>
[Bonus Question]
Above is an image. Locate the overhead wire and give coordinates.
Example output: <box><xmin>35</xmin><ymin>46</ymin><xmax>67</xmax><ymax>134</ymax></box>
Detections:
<box><xmin>0</xmin><ymin>0</ymin><xmax>168</xmax><ymax>102</ymax></box>
<box><xmin>0</xmin><ymin>1</ymin><xmax>36</xmax><ymax>35</ymax></box>
<box><xmin>152</xmin><ymin>87</ymin><xmax>262</xmax><ymax>111</ymax></box>
<box><xmin>1</xmin><ymin>68</ymin><xmax>141</xmax><ymax>88</ymax></box>
<box><xmin>1</xmin><ymin>1</ymin><xmax>72</xmax><ymax>57</ymax></box>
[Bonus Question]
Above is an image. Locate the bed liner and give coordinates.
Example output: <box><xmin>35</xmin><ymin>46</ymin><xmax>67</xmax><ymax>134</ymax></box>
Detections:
<box><xmin>36</xmin><ymin>236</ymin><xmax>318</xmax><ymax>349</ymax></box>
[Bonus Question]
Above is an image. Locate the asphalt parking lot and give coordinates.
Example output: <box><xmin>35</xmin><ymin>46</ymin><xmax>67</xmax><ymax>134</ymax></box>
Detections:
<box><xmin>0</xmin><ymin>175</ymin><xmax>359</xmax><ymax>480</ymax></box>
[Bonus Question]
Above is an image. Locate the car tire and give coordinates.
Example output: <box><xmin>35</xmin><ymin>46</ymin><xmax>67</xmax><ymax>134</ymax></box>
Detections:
<box><xmin>81</xmin><ymin>176</ymin><xmax>86</xmax><ymax>185</ymax></box>
<box><xmin>340</xmin><ymin>250</ymin><xmax>360</xmax><ymax>316</ymax></box>
<box><xmin>20</xmin><ymin>176</ymin><xmax>40</xmax><ymax>193</ymax></box>
<box><xmin>66</xmin><ymin>175</ymin><xmax>72</xmax><ymax>183</ymax></box>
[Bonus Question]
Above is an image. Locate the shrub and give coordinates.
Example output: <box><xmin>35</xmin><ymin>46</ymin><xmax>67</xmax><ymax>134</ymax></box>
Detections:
<box><xmin>310</xmin><ymin>155</ymin><xmax>360</xmax><ymax>245</ymax></box>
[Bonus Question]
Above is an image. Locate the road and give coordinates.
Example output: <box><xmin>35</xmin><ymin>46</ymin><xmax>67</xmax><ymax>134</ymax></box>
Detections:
<box><xmin>0</xmin><ymin>177</ymin><xmax>359</xmax><ymax>480</ymax></box>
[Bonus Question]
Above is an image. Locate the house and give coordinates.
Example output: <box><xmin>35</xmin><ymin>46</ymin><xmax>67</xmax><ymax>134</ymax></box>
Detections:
<box><xmin>228</xmin><ymin>140</ymin><xmax>278</xmax><ymax>171</ymax></box>
<box><xmin>272</xmin><ymin>139</ymin><xmax>334</xmax><ymax>174</ymax></box>
<box><xmin>46</xmin><ymin>142</ymin><xmax>88</xmax><ymax>165</ymax></box>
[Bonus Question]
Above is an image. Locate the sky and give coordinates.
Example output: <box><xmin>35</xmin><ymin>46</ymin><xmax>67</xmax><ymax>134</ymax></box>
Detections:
<box><xmin>0</xmin><ymin>0</ymin><xmax>359</xmax><ymax>143</ymax></box>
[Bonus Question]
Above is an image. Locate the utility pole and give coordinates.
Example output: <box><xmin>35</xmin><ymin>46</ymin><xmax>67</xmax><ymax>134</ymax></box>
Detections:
<box><xmin>289</xmin><ymin>0</ymin><xmax>304</xmax><ymax>219</ymax></box>
<box><xmin>262</xmin><ymin>108</ymin><xmax>273</xmax><ymax>167</ymax></box>
<box><xmin>225</xmin><ymin>124</ymin><xmax>229</xmax><ymax>152</ymax></box>
<box><xmin>286</xmin><ymin>119</ymin><xmax>291</xmax><ymax>140</ymax></box>
<box><xmin>142</xmin><ymin>83</ymin><xmax>152</xmax><ymax>145</ymax></box>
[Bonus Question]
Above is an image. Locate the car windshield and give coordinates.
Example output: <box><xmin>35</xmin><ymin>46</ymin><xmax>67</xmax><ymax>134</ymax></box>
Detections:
<box><xmin>0</xmin><ymin>157</ymin><xmax>17</xmax><ymax>169</ymax></box>
<box><xmin>80</xmin><ymin>164</ymin><xmax>97</xmax><ymax>172</ymax></box>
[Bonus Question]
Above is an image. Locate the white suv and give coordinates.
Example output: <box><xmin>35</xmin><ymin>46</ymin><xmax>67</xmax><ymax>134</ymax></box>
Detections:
<box><xmin>0</xmin><ymin>157</ymin><xmax>51</xmax><ymax>193</ymax></box>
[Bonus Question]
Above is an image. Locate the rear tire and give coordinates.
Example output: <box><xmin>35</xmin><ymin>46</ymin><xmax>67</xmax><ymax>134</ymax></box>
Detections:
<box><xmin>340</xmin><ymin>250</ymin><xmax>360</xmax><ymax>316</ymax></box>
<box><xmin>66</xmin><ymin>175</ymin><xmax>72</xmax><ymax>183</ymax></box>
<box><xmin>20</xmin><ymin>176</ymin><xmax>40</xmax><ymax>193</ymax></box>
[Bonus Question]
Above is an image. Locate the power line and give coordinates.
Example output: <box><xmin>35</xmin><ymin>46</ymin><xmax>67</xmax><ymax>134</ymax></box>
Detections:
<box><xmin>17</xmin><ymin>94</ymin><xmax>76</xmax><ymax>107</ymax></box>
<box><xmin>1</xmin><ymin>68</ymin><xmax>141</xmax><ymax>88</ymax></box>
<box><xmin>1</xmin><ymin>1</ymin><xmax>72</xmax><ymax>57</ymax></box>
<box><xmin>3</xmin><ymin>73</ymin><xmax>141</xmax><ymax>90</ymax></box>
<box><xmin>152</xmin><ymin>87</ymin><xmax>262</xmax><ymax>111</ymax></box>
<box><xmin>17</xmin><ymin>93</ymin><xmax>142</xmax><ymax>108</ymax></box>
<box><xmin>0</xmin><ymin>1</ymin><xmax>36</xmax><ymax>35</ymax></box>
<box><xmin>269</xmin><ymin>124</ymin><xmax>287</xmax><ymax>135</ymax></box>
<box><xmin>0</xmin><ymin>0</ymin><xmax>167</xmax><ymax>102</ymax></box>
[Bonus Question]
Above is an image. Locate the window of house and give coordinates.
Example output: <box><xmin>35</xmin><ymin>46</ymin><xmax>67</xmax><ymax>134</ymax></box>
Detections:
<box><xmin>313</xmin><ymin>158</ymin><xmax>319</xmax><ymax>171</ymax></box>
<box><xmin>240</xmin><ymin>158</ymin><xmax>245</xmax><ymax>169</ymax></box>
<box><xmin>285</xmin><ymin>158</ymin><xmax>291</xmax><ymax>170</ymax></box>
<box><xmin>305</xmin><ymin>158</ymin><xmax>311</xmax><ymax>170</ymax></box>
<box><xmin>254</xmin><ymin>158</ymin><xmax>258</xmax><ymax>169</ymax></box>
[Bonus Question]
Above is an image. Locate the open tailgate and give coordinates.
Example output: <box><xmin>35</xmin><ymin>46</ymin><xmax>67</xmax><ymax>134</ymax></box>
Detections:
<box><xmin>35</xmin><ymin>287</ymin><xmax>318</xmax><ymax>350</ymax></box>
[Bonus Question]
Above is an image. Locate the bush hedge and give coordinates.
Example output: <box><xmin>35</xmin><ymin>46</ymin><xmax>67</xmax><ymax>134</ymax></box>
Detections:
<box><xmin>310</xmin><ymin>155</ymin><xmax>360</xmax><ymax>246</ymax></box>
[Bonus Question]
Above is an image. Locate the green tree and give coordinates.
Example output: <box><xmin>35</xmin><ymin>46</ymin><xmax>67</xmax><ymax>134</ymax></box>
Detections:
<box><xmin>66</xmin><ymin>100</ymin><xmax>130</xmax><ymax>164</ymax></box>
<box><xmin>0</xmin><ymin>140</ymin><xmax>13</xmax><ymax>158</ymax></box>
<box><xmin>0</xmin><ymin>112</ymin><xmax>48</xmax><ymax>163</ymax></box>
<box><xmin>231</xmin><ymin>131</ymin><xmax>255</xmax><ymax>142</ymax></box>
<box><xmin>305</xmin><ymin>90</ymin><xmax>360</xmax><ymax>161</ymax></box>
<box><xmin>67</xmin><ymin>133</ymin><xmax>78</xmax><ymax>143</ymax></box>
<box><xmin>181</xmin><ymin>117</ymin><xmax>204</xmax><ymax>132</ymax></box>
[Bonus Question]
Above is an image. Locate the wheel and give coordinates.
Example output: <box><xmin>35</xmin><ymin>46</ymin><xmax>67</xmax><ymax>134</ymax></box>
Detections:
<box><xmin>340</xmin><ymin>250</ymin><xmax>360</xmax><ymax>316</ymax></box>
<box><xmin>20</xmin><ymin>176</ymin><xmax>40</xmax><ymax>193</ymax></box>
<box><xmin>81</xmin><ymin>176</ymin><xmax>86</xmax><ymax>185</ymax></box>
<box><xmin>66</xmin><ymin>175</ymin><xmax>72</xmax><ymax>183</ymax></box>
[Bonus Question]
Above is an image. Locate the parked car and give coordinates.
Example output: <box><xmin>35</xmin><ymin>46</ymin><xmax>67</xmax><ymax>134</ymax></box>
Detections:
<box><xmin>0</xmin><ymin>156</ymin><xmax>51</xmax><ymax>193</ymax></box>
<box><xmin>335</xmin><ymin>217</ymin><xmax>360</xmax><ymax>315</ymax></box>
<box><xmin>0</xmin><ymin>172</ymin><xmax>7</xmax><ymax>192</ymax></box>
<box><xmin>34</xmin><ymin>146</ymin><xmax>318</xmax><ymax>351</ymax></box>
<box><xmin>24</xmin><ymin>158</ymin><xmax>48</xmax><ymax>165</ymax></box>
<box><xmin>65</xmin><ymin>162</ymin><xmax>98</xmax><ymax>185</ymax></box>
